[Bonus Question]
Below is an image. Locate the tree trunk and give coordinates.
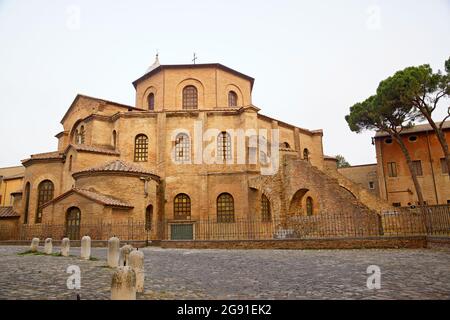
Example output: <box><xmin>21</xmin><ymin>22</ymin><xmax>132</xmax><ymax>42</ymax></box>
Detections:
<box><xmin>417</xmin><ymin>108</ymin><xmax>450</xmax><ymax>178</ymax></box>
<box><xmin>391</xmin><ymin>133</ymin><xmax>425</xmax><ymax>205</ymax></box>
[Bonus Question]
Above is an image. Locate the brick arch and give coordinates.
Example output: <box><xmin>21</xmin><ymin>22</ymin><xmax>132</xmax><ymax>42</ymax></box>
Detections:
<box><xmin>339</xmin><ymin>185</ymin><xmax>357</xmax><ymax>198</ymax></box>
<box><xmin>142</xmin><ymin>86</ymin><xmax>158</xmax><ymax>110</ymax></box>
<box><xmin>175</xmin><ymin>78</ymin><xmax>205</xmax><ymax>109</ymax></box>
<box><xmin>248</xmin><ymin>178</ymin><xmax>282</xmax><ymax>220</ymax></box>
<box><xmin>225</xmin><ymin>84</ymin><xmax>244</xmax><ymax>107</ymax></box>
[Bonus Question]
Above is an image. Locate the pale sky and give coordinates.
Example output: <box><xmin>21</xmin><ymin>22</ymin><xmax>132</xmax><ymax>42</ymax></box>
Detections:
<box><xmin>0</xmin><ymin>0</ymin><xmax>449</xmax><ymax>167</ymax></box>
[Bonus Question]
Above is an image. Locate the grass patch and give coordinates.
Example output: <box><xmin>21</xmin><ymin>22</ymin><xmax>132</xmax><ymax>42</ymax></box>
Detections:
<box><xmin>17</xmin><ymin>250</ymin><xmax>71</xmax><ymax>257</ymax></box>
<box><xmin>89</xmin><ymin>256</ymin><xmax>99</xmax><ymax>261</ymax></box>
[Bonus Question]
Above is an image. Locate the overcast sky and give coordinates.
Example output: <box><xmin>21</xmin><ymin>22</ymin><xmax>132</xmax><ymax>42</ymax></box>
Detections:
<box><xmin>0</xmin><ymin>0</ymin><xmax>449</xmax><ymax>167</ymax></box>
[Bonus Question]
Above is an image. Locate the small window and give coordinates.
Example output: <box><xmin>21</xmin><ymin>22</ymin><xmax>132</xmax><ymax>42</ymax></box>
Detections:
<box><xmin>217</xmin><ymin>131</ymin><xmax>232</xmax><ymax>161</ymax></box>
<box><xmin>175</xmin><ymin>133</ymin><xmax>191</xmax><ymax>162</ymax></box>
<box><xmin>387</xmin><ymin>162</ymin><xmax>397</xmax><ymax>177</ymax></box>
<box><xmin>280</xmin><ymin>142</ymin><xmax>290</xmax><ymax>149</ymax></box>
<box><xmin>134</xmin><ymin>134</ymin><xmax>148</xmax><ymax>162</ymax></box>
<box><xmin>217</xmin><ymin>193</ymin><xmax>234</xmax><ymax>223</ymax></box>
<box><xmin>78</xmin><ymin>126</ymin><xmax>85</xmax><ymax>144</ymax></box>
<box><xmin>392</xmin><ymin>202</ymin><xmax>401</xmax><ymax>207</ymax></box>
<box><xmin>306</xmin><ymin>197</ymin><xmax>313</xmax><ymax>216</ymax></box>
<box><xmin>261</xmin><ymin>194</ymin><xmax>271</xmax><ymax>222</ymax></box>
<box><xmin>412</xmin><ymin>160</ymin><xmax>423</xmax><ymax>176</ymax></box>
<box><xmin>447</xmin><ymin>200</ymin><xmax>450</xmax><ymax>205</ymax></box>
<box><xmin>385</xmin><ymin>138</ymin><xmax>393</xmax><ymax>144</ymax></box>
<box><xmin>368</xmin><ymin>181</ymin><xmax>374</xmax><ymax>189</ymax></box>
<box><xmin>440</xmin><ymin>158</ymin><xmax>448</xmax><ymax>174</ymax></box>
<box><xmin>145</xmin><ymin>205</ymin><xmax>153</xmax><ymax>231</ymax></box>
<box><xmin>68</xmin><ymin>155</ymin><xmax>73</xmax><ymax>172</ymax></box>
<box><xmin>112</xmin><ymin>130</ymin><xmax>117</xmax><ymax>149</ymax></box>
<box><xmin>228</xmin><ymin>91</ymin><xmax>238</xmax><ymax>107</ymax></box>
<box><xmin>408</xmin><ymin>135</ymin><xmax>418</xmax><ymax>142</ymax></box>
<box><xmin>303</xmin><ymin>148</ymin><xmax>309</xmax><ymax>161</ymax></box>
<box><xmin>148</xmin><ymin>93</ymin><xmax>155</xmax><ymax>110</ymax></box>
<box><xmin>182</xmin><ymin>86</ymin><xmax>198</xmax><ymax>109</ymax></box>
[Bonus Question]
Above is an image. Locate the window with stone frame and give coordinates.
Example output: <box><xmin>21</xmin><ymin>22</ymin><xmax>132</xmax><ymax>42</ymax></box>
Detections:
<box><xmin>78</xmin><ymin>126</ymin><xmax>85</xmax><ymax>144</ymax></box>
<box><xmin>35</xmin><ymin>180</ymin><xmax>54</xmax><ymax>223</ymax></box>
<box><xmin>134</xmin><ymin>134</ymin><xmax>148</xmax><ymax>162</ymax></box>
<box><xmin>261</xmin><ymin>194</ymin><xmax>271</xmax><ymax>222</ymax></box>
<box><xmin>387</xmin><ymin>162</ymin><xmax>397</xmax><ymax>177</ymax></box>
<box><xmin>412</xmin><ymin>160</ymin><xmax>423</xmax><ymax>176</ymax></box>
<box><xmin>174</xmin><ymin>193</ymin><xmax>191</xmax><ymax>220</ymax></box>
<box><xmin>175</xmin><ymin>133</ymin><xmax>191</xmax><ymax>162</ymax></box>
<box><xmin>303</xmin><ymin>148</ymin><xmax>309</xmax><ymax>161</ymax></box>
<box><xmin>440</xmin><ymin>158</ymin><xmax>448</xmax><ymax>174</ymax></box>
<box><xmin>217</xmin><ymin>131</ymin><xmax>232</xmax><ymax>162</ymax></box>
<box><xmin>182</xmin><ymin>86</ymin><xmax>198</xmax><ymax>109</ymax></box>
<box><xmin>306</xmin><ymin>197</ymin><xmax>313</xmax><ymax>216</ymax></box>
<box><xmin>228</xmin><ymin>91</ymin><xmax>238</xmax><ymax>107</ymax></box>
<box><xmin>217</xmin><ymin>193</ymin><xmax>234</xmax><ymax>223</ymax></box>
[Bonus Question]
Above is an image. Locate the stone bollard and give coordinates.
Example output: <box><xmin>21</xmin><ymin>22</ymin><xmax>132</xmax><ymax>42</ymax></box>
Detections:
<box><xmin>80</xmin><ymin>236</ymin><xmax>91</xmax><ymax>260</ymax></box>
<box><xmin>119</xmin><ymin>244</ymin><xmax>133</xmax><ymax>267</ymax></box>
<box><xmin>30</xmin><ymin>238</ymin><xmax>39</xmax><ymax>252</ymax></box>
<box><xmin>61</xmin><ymin>237</ymin><xmax>70</xmax><ymax>257</ymax></box>
<box><xmin>111</xmin><ymin>266</ymin><xmax>136</xmax><ymax>300</ymax></box>
<box><xmin>107</xmin><ymin>236</ymin><xmax>120</xmax><ymax>268</ymax></box>
<box><xmin>128</xmin><ymin>249</ymin><xmax>145</xmax><ymax>293</ymax></box>
<box><xmin>44</xmin><ymin>238</ymin><xmax>53</xmax><ymax>254</ymax></box>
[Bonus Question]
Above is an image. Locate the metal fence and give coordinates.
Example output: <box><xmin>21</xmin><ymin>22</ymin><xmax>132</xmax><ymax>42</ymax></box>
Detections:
<box><xmin>0</xmin><ymin>205</ymin><xmax>449</xmax><ymax>241</ymax></box>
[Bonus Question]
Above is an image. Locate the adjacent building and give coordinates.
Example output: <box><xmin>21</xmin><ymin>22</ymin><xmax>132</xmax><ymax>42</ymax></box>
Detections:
<box><xmin>374</xmin><ymin>122</ymin><xmax>450</xmax><ymax>207</ymax></box>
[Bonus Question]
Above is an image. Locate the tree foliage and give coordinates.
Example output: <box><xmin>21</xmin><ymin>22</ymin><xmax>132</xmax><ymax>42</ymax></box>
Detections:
<box><xmin>335</xmin><ymin>154</ymin><xmax>350</xmax><ymax>168</ymax></box>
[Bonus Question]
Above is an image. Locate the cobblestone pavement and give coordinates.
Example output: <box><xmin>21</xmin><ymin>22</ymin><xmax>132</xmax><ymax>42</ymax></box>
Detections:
<box><xmin>0</xmin><ymin>246</ymin><xmax>449</xmax><ymax>300</ymax></box>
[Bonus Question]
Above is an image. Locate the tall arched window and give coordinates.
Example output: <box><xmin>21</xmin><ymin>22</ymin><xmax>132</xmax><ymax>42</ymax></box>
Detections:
<box><xmin>175</xmin><ymin>133</ymin><xmax>191</xmax><ymax>162</ymax></box>
<box><xmin>217</xmin><ymin>193</ymin><xmax>234</xmax><ymax>223</ymax></box>
<box><xmin>65</xmin><ymin>207</ymin><xmax>81</xmax><ymax>240</ymax></box>
<box><xmin>306</xmin><ymin>197</ymin><xmax>313</xmax><ymax>216</ymax></box>
<box><xmin>217</xmin><ymin>131</ymin><xmax>232</xmax><ymax>162</ymax></box>
<box><xmin>174</xmin><ymin>193</ymin><xmax>191</xmax><ymax>220</ymax></box>
<box><xmin>228</xmin><ymin>91</ymin><xmax>238</xmax><ymax>107</ymax></box>
<box><xmin>134</xmin><ymin>134</ymin><xmax>148</xmax><ymax>162</ymax></box>
<box><xmin>112</xmin><ymin>130</ymin><xmax>117</xmax><ymax>149</ymax></box>
<box><xmin>78</xmin><ymin>126</ymin><xmax>85</xmax><ymax>144</ymax></box>
<box><xmin>68</xmin><ymin>155</ymin><xmax>73</xmax><ymax>172</ymax></box>
<box><xmin>303</xmin><ymin>148</ymin><xmax>309</xmax><ymax>162</ymax></box>
<box><xmin>147</xmin><ymin>93</ymin><xmax>155</xmax><ymax>110</ymax></box>
<box><xmin>261</xmin><ymin>194</ymin><xmax>271</xmax><ymax>222</ymax></box>
<box><xmin>35</xmin><ymin>180</ymin><xmax>54</xmax><ymax>223</ymax></box>
<box><xmin>23</xmin><ymin>182</ymin><xmax>31</xmax><ymax>224</ymax></box>
<box><xmin>182</xmin><ymin>85</ymin><xmax>198</xmax><ymax>109</ymax></box>
<box><xmin>145</xmin><ymin>205</ymin><xmax>153</xmax><ymax>231</ymax></box>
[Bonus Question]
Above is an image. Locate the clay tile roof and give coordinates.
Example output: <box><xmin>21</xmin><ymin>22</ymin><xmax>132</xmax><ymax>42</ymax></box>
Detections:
<box><xmin>2</xmin><ymin>173</ymin><xmax>24</xmax><ymax>180</ymax></box>
<box><xmin>70</xmin><ymin>144</ymin><xmax>120</xmax><ymax>155</ymax></box>
<box><xmin>0</xmin><ymin>207</ymin><xmax>20</xmax><ymax>218</ymax></box>
<box><xmin>73</xmin><ymin>188</ymin><xmax>133</xmax><ymax>208</ymax></box>
<box><xmin>375</xmin><ymin>121</ymin><xmax>450</xmax><ymax>138</ymax></box>
<box><xmin>74</xmin><ymin>159</ymin><xmax>157</xmax><ymax>177</ymax></box>
<box><xmin>30</xmin><ymin>151</ymin><xmax>64</xmax><ymax>160</ymax></box>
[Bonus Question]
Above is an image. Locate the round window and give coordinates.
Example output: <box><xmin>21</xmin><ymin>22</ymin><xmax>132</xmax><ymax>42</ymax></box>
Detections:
<box><xmin>408</xmin><ymin>135</ymin><xmax>418</xmax><ymax>142</ymax></box>
<box><xmin>385</xmin><ymin>138</ymin><xmax>393</xmax><ymax>144</ymax></box>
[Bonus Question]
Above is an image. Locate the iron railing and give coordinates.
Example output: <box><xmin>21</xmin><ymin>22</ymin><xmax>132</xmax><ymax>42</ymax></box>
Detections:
<box><xmin>0</xmin><ymin>205</ymin><xmax>449</xmax><ymax>241</ymax></box>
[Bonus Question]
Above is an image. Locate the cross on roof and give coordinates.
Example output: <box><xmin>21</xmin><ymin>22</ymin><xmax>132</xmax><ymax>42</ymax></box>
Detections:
<box><xmin>192</xmin><ymin>53</ymin><xmax>197</xmax><ymax>64</ymax></box>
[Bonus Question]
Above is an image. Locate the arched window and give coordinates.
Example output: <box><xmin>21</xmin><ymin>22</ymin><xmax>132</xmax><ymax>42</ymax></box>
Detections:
<box><xmin>78</xmin><ymin>126</ymin><xmax>85</xmax><ymax>144</ymax></box>
<box><xmin>306</xmin><ymin>197</ymin><xmax>313</xmax><ymax>216</ymax></box>
<box><xmin>145</xmin><ymin>205</ymin><xmax>153</xmax><ymax>231</ymax></box>
<box><xmin>303</xmin><ymin>148</ymin><xmax>309</xmax><ymax>162</ymax></box>
<box><xmin>228</xmin><ymin>91</ymin><xmax>238</xmax><ymax>107</ymax></box>
<box><xmin>182</xmin><ymin>85</ymin><xmax>198</xmax><ymax>109</ymax></box>
<box><xmin>217</xmin><ymin>193</ymin><xmax>234</xmax><ymax>223</ymax></box>
<box><xmin>23</xmin><ymin>182</ymin><xmax>31</xmax><ymax>224</ymax></box>
<box><xmin>148</xmin><ymin>93</ymin><xmax>155</xmax><ymax>110</ymax></box>
<box><xmin>134</xmin><ymin>134</ymin><xmax>148</xmax><ymax>162</ymax></box>
<box><xmin>174</xmin><ymin>193</ymin><xmax>191</xmax><ymax>220</ymax></box>
<box><xmin>68</xmin><ymin>155</ymin><xmax>73</xmax><ymax>172</ymax></box>
<box><xmin>35</xmin><ymin>180</ymin><xmax>54</xmax><ymax>223</ymax></box>
<box><xmin>65</xmin><ymin>207</ymin><xmax>81</xmax><ymax>240</ymax></box>
<box><xmin>217</xmin><ymin>131</ymin><xmax>232</xmax><ymax>162</ymax></box>
<box><xmin>175</xmin><ymin>133</ymin><xmax>191</xmax><ymax>162</ymax></box>
<box><xmin>261</xmin><ymin>194</ymin><xmax>271</xmax><ymax>222</ymax></box>
<box><xmin>112</xmin><ymin>130</ymin><xmax>117</xmax><ymax>149</ymax></box>
<box><xmin>281</xmin><ymin>142</ymin><xmax>290</xmax><ymax>149</ymax></box>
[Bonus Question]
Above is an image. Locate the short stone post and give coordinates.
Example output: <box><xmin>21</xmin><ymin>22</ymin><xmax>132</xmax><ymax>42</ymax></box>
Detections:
<box><xmin>111</xmin><ymin>266</ymin><xmax>136</xmax><ymax>300</ymax></box>
<box><xmin>44</xmin><ymin>238</ymin><xmax>52</xmax><ymax>254</ymax></box>
<box><xmin>61</xmin><ymin>237</ymin><xmax>70</xmax><ymax>257</ymax></box>
<box><xmin>30</xmin><ymin>238</ymin><xmax>39</xmax><ymax>252</ymax></box>
<box><xmin>128</xmin><ymin>249</ymin><xmax>145</xmax><ymax>293</ymax></box>
<box><xmin>80</xmin><ymin>236</ymin><xmax>91</xmax><ymax>260</ymax></box>
<box><xmin>119</xmin><ymin>244</ymin><xmax>133</xmax><ymax>267</ymax></box>
<box><xmin>107</xmin><ymin>236</ymin><xmax>120</xmax><ymax>268</ymax></box>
